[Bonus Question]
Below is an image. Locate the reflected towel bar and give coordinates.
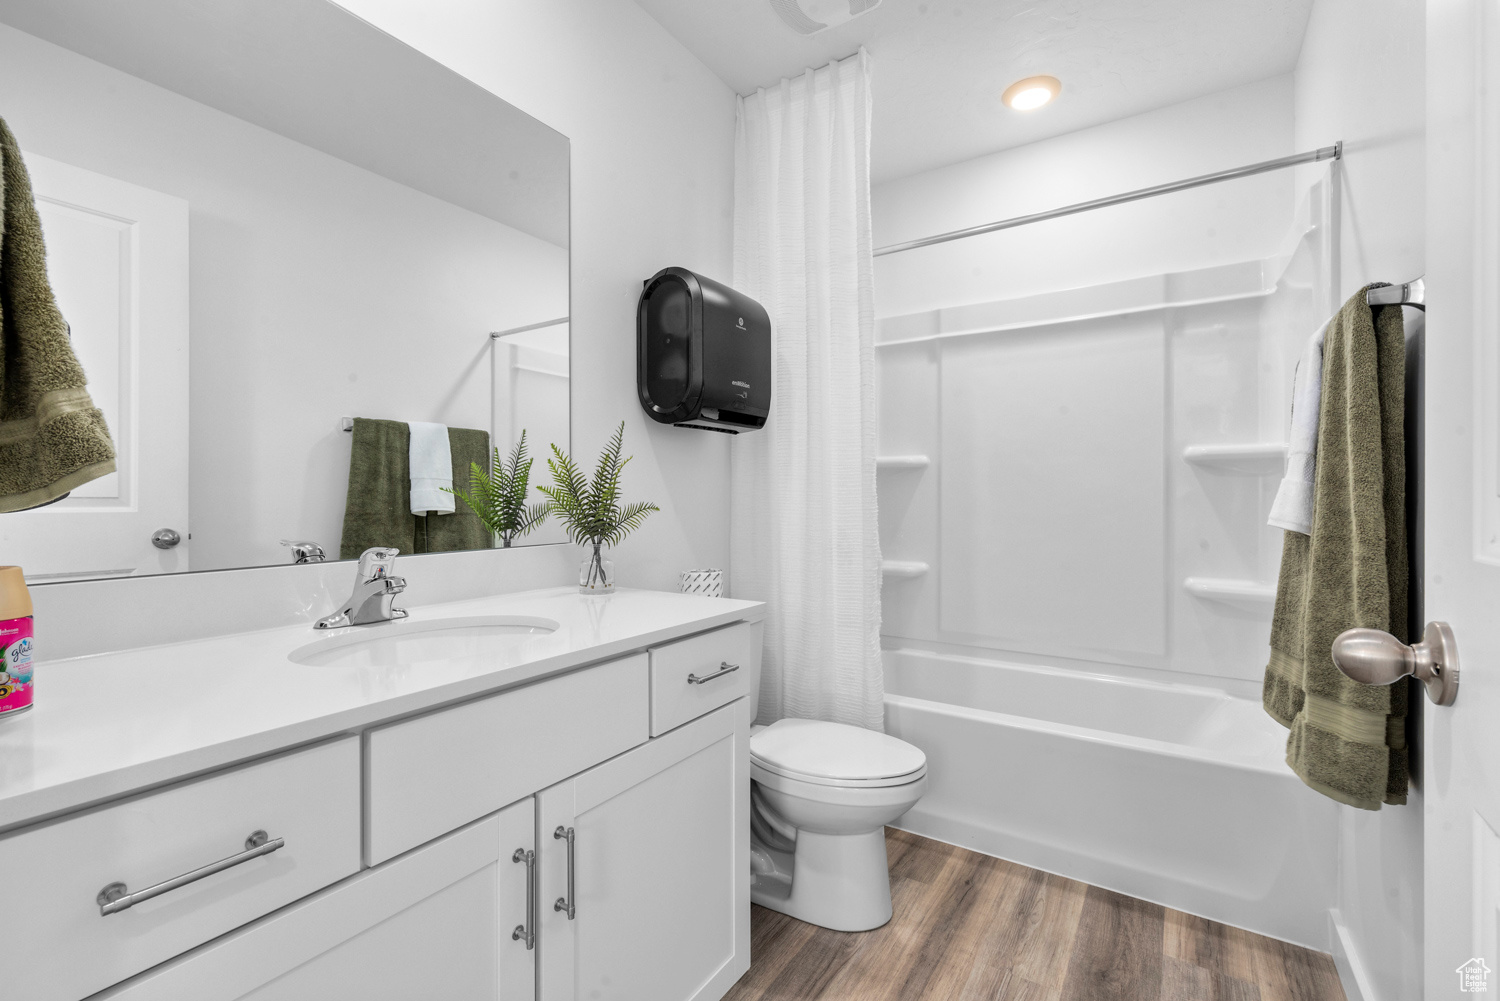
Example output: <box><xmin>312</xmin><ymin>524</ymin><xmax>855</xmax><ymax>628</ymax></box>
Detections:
<box><xmin>490</xmin><ymin>316</ymin><xmax>569</xmax><ymax>339</ymax></box>
<box><xmin>874</xmin><ymin>143</ymin><xmax>1342</xmax><ymax>257</ymax></box>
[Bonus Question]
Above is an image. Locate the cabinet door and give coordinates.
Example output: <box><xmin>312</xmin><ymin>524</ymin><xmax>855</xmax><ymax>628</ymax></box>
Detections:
<box><xmin>95</xmin><ymin>799</ymin><xmax>537</xmax><ymax>1001</ymax></box>
<box><xmin>537</xmin><ymin>700</ymin><xmax>749</xmax><ymax>1001</ymax></box>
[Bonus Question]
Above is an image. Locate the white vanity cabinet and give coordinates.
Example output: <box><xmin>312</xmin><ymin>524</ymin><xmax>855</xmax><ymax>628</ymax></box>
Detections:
<box><xmin>363</xmin><ymin>653</ymin><xmax>650</xmax><ymax>865</ymax></box>
<box><xmin>6</xmin><ymin>738</ymin><xmax>362</xmax><ymax>1001</ymax></box>
<box><xmin>12</xmin><ymin>608</ymin><xmax>757</xmax><ymax>1001</ymax></box>
<box><xmin>537</xmin><ymin>700</ymin><xmax>751</xmax><ymax>1001</ymax></box>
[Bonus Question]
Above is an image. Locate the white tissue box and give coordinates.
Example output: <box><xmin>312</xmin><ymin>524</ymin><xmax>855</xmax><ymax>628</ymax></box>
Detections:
<box><xmin>679</xmin><ymin>569</ymin><xmax>723</xmax><ymax>598</ymax></box>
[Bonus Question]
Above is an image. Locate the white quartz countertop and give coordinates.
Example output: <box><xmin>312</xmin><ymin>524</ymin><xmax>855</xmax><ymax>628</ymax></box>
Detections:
<box><xmin>0</xmin><ymin>587</ymin><xmax>763</xmax><ymax>833</ymax></box>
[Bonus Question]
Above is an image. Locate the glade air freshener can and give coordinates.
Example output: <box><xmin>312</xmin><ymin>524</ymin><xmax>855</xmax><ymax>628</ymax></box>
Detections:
<box><xmin>0</xmin><ymin>566</ymin><xmax>35</xmax><ymax>719</ymax></box>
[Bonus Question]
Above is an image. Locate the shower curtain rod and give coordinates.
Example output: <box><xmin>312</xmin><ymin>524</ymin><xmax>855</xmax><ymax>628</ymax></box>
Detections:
<box><xmin>873</xmin><ymin>141</ymin><xmax>1343</xmax><ymax>257</ymax></box>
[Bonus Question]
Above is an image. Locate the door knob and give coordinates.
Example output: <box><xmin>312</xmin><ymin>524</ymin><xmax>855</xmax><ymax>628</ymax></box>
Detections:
<box><xmin>1331</xmin><ymin>621</ymin><xmax>1459</xmax><ymax>706</ymax></box>
<box><xmin>151</xmin><ymin>528</ymin><xmax>182</xmax><ymax>550</ymax></box>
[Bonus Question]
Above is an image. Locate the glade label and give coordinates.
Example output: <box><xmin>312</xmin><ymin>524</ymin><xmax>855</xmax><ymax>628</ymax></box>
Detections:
<box><xmin>0</xmin><ymin>616</ymin><xmax>35</xmax><ymax>714</ymax></box>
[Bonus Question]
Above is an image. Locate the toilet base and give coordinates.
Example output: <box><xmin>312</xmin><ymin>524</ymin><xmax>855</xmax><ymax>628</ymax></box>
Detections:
<box><xmin>750</xmin><ymin>827</ymin><xmax>893</xmax><ymax>932</ymax></box>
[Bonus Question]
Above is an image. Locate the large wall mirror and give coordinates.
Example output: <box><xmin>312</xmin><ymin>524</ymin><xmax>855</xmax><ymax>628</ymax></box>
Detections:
<box><xmin>0</xmin><ymin>0</ymin><xmax>570</xmax><ymax>583</ymax></box>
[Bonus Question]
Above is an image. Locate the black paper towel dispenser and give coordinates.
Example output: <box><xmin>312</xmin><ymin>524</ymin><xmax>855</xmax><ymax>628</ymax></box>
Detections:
<box><xmin>638</xmin><ymin>267</ymin><xmax>771</xmax><ymax>434</ymax></box>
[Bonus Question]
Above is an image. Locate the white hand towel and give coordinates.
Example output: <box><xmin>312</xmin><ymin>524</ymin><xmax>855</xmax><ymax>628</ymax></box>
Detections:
<box><xmin>408</xmin><ymin>421</ymin><xmax>455</xmax><ymax>516</ymax></box>
<box><xmin>1267</xmin><ymin>319</ymin><xmax>1330</xmax><ymax>535</ymax></box>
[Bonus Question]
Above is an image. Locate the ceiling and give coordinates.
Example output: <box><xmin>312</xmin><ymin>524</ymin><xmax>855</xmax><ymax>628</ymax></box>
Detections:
<box><xmin>632</xmin><ymin>0</ymin><xmax>1314</xmax><ymax>183</ymax></box>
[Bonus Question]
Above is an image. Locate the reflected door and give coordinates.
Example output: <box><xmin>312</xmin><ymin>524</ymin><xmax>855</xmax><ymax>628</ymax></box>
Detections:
<box><xmin>0</xmin><ymin>152</ymin><xmax>188</xmax><ymax>581</ymax></box>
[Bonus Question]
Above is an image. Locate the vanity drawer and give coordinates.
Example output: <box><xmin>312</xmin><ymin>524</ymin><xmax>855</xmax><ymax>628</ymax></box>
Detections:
<box><xmin>4</xmin><ymin>737</ymin><xmax>361</xmax><ymax>1001</ymax></box>
<box><xmin>649</xmin><ymin>622</ymin><xmax>754</xmax><ymax>735</ymax></box>
<box><xmin>365</xmin><ymin>653</ymin><xmax>649</xmax><ymax>865</ymax></box>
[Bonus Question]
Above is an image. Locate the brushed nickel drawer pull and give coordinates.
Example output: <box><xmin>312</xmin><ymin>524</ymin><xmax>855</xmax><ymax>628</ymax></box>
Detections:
<box><xmin>511</xmin><ymin>847</ymin><xmax>536</xmax><ymax>949</ymax></box>
<box><xmin>97</xmin><ymin>830</ymin><xmax>284</xmax><ymax>916</ymax></box>
<box><xmin>687</xmin><ymin>662</ymin><xmax>740</xmax><ymax>685</ymax></box>
<box><xmin>553</xmin><ymin>825</ymin><xmax>576</xmax><ymax>919</ymax></box>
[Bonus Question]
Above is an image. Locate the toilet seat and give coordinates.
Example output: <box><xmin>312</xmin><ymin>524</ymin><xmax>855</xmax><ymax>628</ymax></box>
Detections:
<box><xmin>750</xmin><ymin>718</ymin><xmax>927</xmax><ymax>790</ymax></box>
<box><xmin>751</xmin><ymin>761</ymin><xmax>926</xmax><ymax>810</ymax></box>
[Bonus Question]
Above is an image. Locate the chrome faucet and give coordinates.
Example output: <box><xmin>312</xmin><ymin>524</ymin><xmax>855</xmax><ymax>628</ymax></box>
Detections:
<box><xmin>315</xmin><ymin>547</ymin><xmax>408</xmax><ymax>629</ymax></box>
<box><xmin>281</xmin><ymin>539</ymin><xmax>327</xmax><ymax>564</ymax></box>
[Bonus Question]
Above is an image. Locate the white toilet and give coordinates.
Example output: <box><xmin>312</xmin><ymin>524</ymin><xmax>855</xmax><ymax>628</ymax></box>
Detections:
<box><xmin>747</xmin><ymin>717</ymin><xmax>928</xmax><ymax>931</ymax></box>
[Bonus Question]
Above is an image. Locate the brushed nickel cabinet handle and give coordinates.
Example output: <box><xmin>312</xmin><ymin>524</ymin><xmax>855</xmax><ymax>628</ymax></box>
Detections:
<box><xmin>511</xmin><ymin>847</ymin><xmax>536</xmax><ymax>949</ymax></box>
<box><xmin>553</xmin><ymin>825</ymin><xmax>576</xmax><ymax>919</ymax></box>
<box><xmin>687</xmin><ymin>662</ymin><xmax>740</xmax><ymax>685</ymax></box>
<box><xmin>97</xmin><ymin>830</ymin><xmax>284</xmax><ymax>916</ymax></box>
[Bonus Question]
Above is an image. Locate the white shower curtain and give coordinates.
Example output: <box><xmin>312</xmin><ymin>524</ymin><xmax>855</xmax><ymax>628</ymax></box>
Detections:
<box><xmin>730</xmin><ymin>49</ymin><xmax>884</xmax><ymax>731</ymax></box>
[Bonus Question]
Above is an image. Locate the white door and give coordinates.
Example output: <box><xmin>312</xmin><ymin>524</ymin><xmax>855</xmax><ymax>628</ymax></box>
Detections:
<box><xmin>1425</xmin><ymin>1</ymin><xmax>1500</xmax><ymax>996</ymax></box>
<box><xmin>537</xmin><ymin>702</ymin><xmax>749</xmax><ymax>1001</ymax></box>
<box><xmin>0</xmin><ymin>152</ymin><xmax>188</xmax><ymax>582</ymax></box>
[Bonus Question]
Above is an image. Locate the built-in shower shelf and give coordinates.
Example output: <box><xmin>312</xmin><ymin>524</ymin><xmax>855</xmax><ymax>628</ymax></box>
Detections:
<box><xmin>881</xmin><ymin>560</ymin><xmax>930</xmax><ymax>579</ymax></box>
<box><xmin>876</xmin><ymin>455</ymin><xmax>931</xmax><ymax>470</ymax></box>
<box><xmin>1182</xmin><ymin>443</ymin><xmax>1287</xmax><ymax>475</ymax></box>
<box><xmin>1183</xmin><ymin>577</ymin><xmax>1276</xmax><ymax>609</ymax></box>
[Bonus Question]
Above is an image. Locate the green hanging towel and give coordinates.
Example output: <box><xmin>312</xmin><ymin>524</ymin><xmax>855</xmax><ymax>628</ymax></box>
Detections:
<box><xmin>420</xmin><ymin>426</ymin><xmax>493</xmax><ymax>554</ymax></box>
<box><xmin>339</xmin><ymin>419</ymin><xmax>493</xmax><ymax>559</ymax></box>
<box><xmin>339</xmin><ymin>418</ymin><xmax>416</xmax><ymax>559</ymax></box>
<box><xmin>1264</xmin><ymin>286</ymin><xmax>1409</xmax><ymax>810</ymax></box>
<box><xmin>0</xmin><ymin>115</ymin><xmax>115</xmax><ymax>512</ymax></box>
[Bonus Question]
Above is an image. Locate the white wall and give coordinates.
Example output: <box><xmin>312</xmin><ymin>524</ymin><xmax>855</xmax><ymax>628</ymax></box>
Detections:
<box><xmin>0</xmin><ymin>22</ymin><xmax>569</xmax><ymax>572</ymax></box>
<box><xmin>1294</xmin><ymin>0</ymin><xmax>1425</xmax><ymax>997</ymax></box>
<box><xmin>873</xmin><ymin>75</ymin><xmax>1296</xmax><ymax>317</ymax></box>
<box><xmin>1296</xmin><ymin>0</ymin><xmax>1425</xmax><ymax>303</ymax></box>
<box><xmin>336</xmin><ymin>0</ymin><xmax>738</xmax><ymax>590</ymax></box>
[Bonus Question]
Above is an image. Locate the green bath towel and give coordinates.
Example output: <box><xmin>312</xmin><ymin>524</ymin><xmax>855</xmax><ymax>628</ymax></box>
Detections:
<box><xmin>418</xmin><ymin>426</ymin><xmax>492</xmax><ymax>554</ymax></box>
<box><xmin>339</xmin><ymin>419</ymin><xmax>493</xmax><ymax>559</ymax></box>
<box><xmin>0</xmin><ymin>115</ymin><xmax>115</xmax><ymax>511</ymax></box>
<box><xmin>1264</xmin><ymin>287</ymin><xmax>1408</xmax><ymax>810</ymax></box>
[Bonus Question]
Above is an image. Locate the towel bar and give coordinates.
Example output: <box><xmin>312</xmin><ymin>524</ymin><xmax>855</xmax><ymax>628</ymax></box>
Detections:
<box><xmin>1366</xmin><ymin>278</ymin><xmax>1425</xmax><ymax>311</ymax></box>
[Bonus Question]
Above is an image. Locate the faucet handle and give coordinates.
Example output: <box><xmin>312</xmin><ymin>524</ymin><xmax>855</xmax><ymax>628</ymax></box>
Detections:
<box><xmin>356</xmin><ymin>547</ymin><xmax>400</xmax><ymax>579</ymax></box>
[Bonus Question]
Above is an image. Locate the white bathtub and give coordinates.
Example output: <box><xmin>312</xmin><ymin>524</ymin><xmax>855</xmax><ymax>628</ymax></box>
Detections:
<box><xmin>883</xmin><ymin>648</ymin><xmax>1339</xmax><ymax>949</ymax></box>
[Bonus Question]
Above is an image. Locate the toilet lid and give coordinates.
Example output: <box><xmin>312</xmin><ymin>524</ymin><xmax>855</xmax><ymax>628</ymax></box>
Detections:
<box><xmin>750</xmin><ymin>718</ymin><xmax>926</xmax><ymax>784</ymax></box>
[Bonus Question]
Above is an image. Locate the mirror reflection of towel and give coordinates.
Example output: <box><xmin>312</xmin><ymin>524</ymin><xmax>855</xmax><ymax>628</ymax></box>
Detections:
<box><xmin>408</xmin><ymin>421</ymin><xmax>454</xmax><ymax>516</ymax></box>
<box><xmin>338</xmin><ymin>419</ymin><xmax>491</xmax><ymax>558</ymax></box>
<box><xmin>0</xmin><ymin>115</ymin><xmax>116</xmax><ymax>511</ymax></box>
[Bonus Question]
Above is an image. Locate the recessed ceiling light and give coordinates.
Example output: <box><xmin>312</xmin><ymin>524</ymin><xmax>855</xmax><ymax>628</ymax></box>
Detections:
<box><xmin>1002</xmin><ymin>75</ymin><xmax>1061</xmax><ymax>111</ymax></box>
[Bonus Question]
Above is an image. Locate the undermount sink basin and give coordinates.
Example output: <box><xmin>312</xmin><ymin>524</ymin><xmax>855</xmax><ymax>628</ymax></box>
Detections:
<box><xmin>288</xmin><ymin>615</ymin><xmax>560</xmax><ymax>668</ymax></box>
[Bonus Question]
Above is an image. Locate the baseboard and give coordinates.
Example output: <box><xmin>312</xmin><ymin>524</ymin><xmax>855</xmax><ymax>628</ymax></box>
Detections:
<box><xmin>1329</xmin><ymin>909</ymin><xmax>1379</xmax><ymax>1001</ymax></box>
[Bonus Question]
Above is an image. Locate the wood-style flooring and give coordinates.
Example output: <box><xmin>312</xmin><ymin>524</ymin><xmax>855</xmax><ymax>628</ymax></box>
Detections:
<box><xmin>725</xmin><ymin>828</ymin><xmax>1345</xmax><ymax>1001</ymax></box>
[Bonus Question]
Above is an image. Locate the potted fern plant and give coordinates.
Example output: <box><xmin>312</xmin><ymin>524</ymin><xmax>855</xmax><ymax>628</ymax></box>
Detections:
<box><xmin>538</xmin><ymin>421</ymin><xmax>659</xmax><ymax>594</ymax></box>
<box><xmin>444</xmin><ymin>430</ymin><xmax>549</xmax><ymax>548</ymax></box>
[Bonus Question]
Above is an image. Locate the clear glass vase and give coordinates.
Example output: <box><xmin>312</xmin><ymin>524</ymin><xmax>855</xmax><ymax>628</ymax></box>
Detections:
<box><xmin>579</xmin><ymin>543</ymin><xmax>614</xmax><ymax>594</ymax></box>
